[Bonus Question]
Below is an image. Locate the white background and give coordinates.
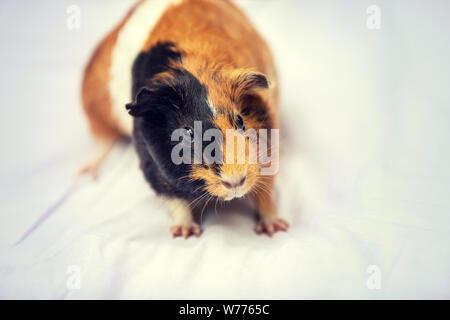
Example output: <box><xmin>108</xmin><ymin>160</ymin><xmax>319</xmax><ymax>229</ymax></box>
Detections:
<box><xmin>0</xmin><ymin>0</ymin><xmax>449</xmax><ymax>299</ymax></box>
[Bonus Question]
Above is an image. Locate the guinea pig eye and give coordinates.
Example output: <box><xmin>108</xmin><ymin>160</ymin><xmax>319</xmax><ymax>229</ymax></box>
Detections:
<box><xmin>182</xmin><ymin>127</ymin><xmax>194</xmax><ymax>143</ymax></box>
<box><xmin>236</xmin><ymin>114</ymin><xmax>245</xmax><ymax>131</ymax></box>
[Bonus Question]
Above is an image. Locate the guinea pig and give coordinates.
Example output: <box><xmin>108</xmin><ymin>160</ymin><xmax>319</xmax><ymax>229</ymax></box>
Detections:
<box><xmin>80</xmin><ymin>0</ymin><xmax>289</xmax><ymax>238</ymax></box>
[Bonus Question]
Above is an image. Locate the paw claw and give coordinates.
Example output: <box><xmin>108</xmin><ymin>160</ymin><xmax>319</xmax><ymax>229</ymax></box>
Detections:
<box><xmin>255</xmin><ymin>224</ymin><xmax>263</xmax><ymax>234</ymax></box>
<box><xmin>256</xmin><ymin>217</ymin><xmax>289</xmax><ymax>236</ymax></box>
<box><xmin>171</xmin><ymin>223</ymin><xmax>201</xmax><ymax>239</ymax></box>
<box><xmin>170</xmin><ymin>226</ymin><xmax>182</xmax><ymax>238</ymax></box>
<box><xmin>77</xmin><ymin>163</ymin><xmax>99</xmax><ymax>180</ymax></box>
<box><xmin>76</xmin><ymin>140</ymin><xmax>115</xmax><ymax>180</ymax></box>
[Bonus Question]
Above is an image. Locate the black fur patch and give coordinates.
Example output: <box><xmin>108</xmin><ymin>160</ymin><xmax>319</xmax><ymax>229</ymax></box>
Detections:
<box><xmin>131</xmin><ymin>42</ymin><xmax>181</xmax><ymax>98</ymax></box>
<box><xmin>128</xmin><ymin>42</ymin><xmax>218</xmax><ymax>201</ymax></box>
<box><xmin>240</xmin><ymin>94</ymin><xmax>273</xmax><ymax>129</ymax></box>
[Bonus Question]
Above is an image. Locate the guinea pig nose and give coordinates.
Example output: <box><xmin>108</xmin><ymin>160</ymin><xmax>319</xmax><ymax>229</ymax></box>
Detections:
<box><xmin>222</xmin><ymin>181</ymin><xmax>233</xmax><ymax>189</ymax></box>
<box><xmin>221</xmin><ymin>176</ymin><xmax>246</xmax><ymax>189</ymax></box>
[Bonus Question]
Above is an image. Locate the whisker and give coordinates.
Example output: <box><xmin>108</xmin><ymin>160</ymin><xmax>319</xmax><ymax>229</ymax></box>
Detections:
<box><xmin>200</xmin><ymin>195</ymin><xmax>213</xmax><ymax>225</ymax></box>
<box><xmin>214</xmin><ymin>197</ymin><xmax>220</xmax><ymax>218</ymax></box>
<box><xmin>186</xmin><ymin>191</ymin><xmax>208</xmax><ymax>210</ymax></box>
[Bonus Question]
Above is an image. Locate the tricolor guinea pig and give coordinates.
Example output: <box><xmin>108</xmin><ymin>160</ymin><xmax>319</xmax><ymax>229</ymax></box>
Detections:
<box><xmin>80</xmin><ymin>0</ymin><xmax>288</xmax><ymax>238</ymax></box>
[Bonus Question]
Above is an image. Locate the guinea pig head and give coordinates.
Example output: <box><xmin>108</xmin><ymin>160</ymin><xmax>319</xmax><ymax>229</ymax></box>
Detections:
<box><xmin>127</xmin><ymin>64</ymin><xmax>275</xmax><ymax>202</ymax></box>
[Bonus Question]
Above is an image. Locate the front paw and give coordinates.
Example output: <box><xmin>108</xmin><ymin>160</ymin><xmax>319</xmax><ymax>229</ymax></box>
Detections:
<box><xmin>255</xmin><ymin>216</ymin><xmax>289</xmax><ymax>236</ymax></box>
<box><xmin>170</xmin><ymin>223</ymin><xmax>202</xmax><ymax>239</ymax></box>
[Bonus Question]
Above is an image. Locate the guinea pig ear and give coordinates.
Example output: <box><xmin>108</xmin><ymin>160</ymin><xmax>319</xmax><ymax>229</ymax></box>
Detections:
<box><xmin>230</xmin><ymin>70</ymin><xmax>269</xmax><ymax>98</ymax></box>
<box><xmin>125</xmin><ymin>87</ymin><xmax>153</xmax><ymax>117</ymax></box>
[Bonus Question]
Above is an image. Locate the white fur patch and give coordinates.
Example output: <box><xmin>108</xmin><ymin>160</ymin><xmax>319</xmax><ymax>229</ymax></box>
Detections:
<box><xmin>109</xmin><ymin>0</ymin><xmax>182</xmax><ymax>136</ymax></box>
<box><xmin>162</xmin><ymin>196</ymin><xmax>192</xmax><ymax>225</ymax></box>
<box><xmin>206</xmin><ymin>98</ymin><xmax>216</xmax><ymax>116</ymax></box>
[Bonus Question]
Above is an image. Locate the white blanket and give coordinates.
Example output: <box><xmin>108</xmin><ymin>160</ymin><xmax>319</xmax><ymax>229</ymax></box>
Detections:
<box><xmin>1</xmin><ymin>0</ymin><xmax>449</xmax><ymax>299</ymax></box>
